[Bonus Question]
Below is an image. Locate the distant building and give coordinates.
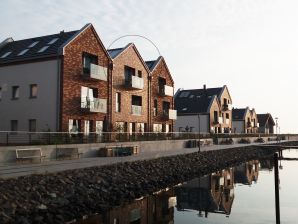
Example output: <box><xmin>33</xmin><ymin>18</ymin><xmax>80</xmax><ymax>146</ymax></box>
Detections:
<box><xmin>257</xmin><ymin>113</ymin><xmax>275</xmax><ymax>134</ymax></box>
<box><xmin>232</xmin><ymin>107</ymin><xmax>259</xmax><ymax>133</ymax></box>
<box><xmin>174</xmin><ymin>85</ymin><xmax>232</xmax><ymax>134</ymax></box>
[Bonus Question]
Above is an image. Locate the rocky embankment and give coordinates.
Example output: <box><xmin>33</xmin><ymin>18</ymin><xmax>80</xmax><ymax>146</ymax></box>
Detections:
<box><xmin>0</xmin><ymin>145</ymin><xmax>280</xmax><ymax>223</ymax></box>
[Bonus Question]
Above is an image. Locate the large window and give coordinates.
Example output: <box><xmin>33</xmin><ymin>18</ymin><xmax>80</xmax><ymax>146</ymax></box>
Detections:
<box><xmin>29</xmin><ymin>119</ymin><xmax>37</xmax><ymax>132</ymax></box>
<box><xmin>11</xmin><ymin>120</ymin><xmax>18</xmax><ymax>132</ymax></box>
<box><xmin>83</xmin><ymin>52</ymin><xmax>98</xmax><ymax>74</ymax></box>
<box><xmin>124</xmin><ymin>66</ymin><xmax>135</xmax><ymax>80</ymax></box>
<box><xmin>162</xmin><ymin>101</ymin><xmax>170</xmax><ymax>115</ymax></box>
<box><xmin>12</xmin><ymin>86</ymin><xmax>20</xmax><ymax>99</ymax></box>
<box><xmin>29</xmin><ymin>84</ymin><xmax>37</xmax><ymax>98</ymax></box>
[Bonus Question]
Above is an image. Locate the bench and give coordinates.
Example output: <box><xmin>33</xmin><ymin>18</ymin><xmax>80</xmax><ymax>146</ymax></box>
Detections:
<box><xmin>16</xmin><ymin>148</ymin><xmax>45</xmax><ymax>163</ymax></box>
<box><xmin>56</xmin><ymin>147</ymin><xmax>82</xmax><ymax>160</ymax></box>
<box><xmin>99</xmin><ymin>145</ymin><xmax>139</xmax><ymax>157</ymax></box>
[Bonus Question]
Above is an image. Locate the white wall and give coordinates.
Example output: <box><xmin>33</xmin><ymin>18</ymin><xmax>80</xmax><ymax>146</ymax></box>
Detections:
<box><xmin>174</xmin><ymin>114</ymin><xmax>209</xmax><ymax>133</ymax></box>
<box><xmin>0</xmin><ymin>60</ymin><xmax>60</xmax><ymax>131</ymax></box>
<box><xmin>232</xmin><ymin>120</ymin><xmax>244</xmax><ymax>133</ymax></box>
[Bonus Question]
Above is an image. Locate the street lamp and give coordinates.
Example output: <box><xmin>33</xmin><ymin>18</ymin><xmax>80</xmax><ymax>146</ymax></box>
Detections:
<box><xmin>198</xmin><ymin>114</ymin><xmax>201</xmax><ymax>152</ymax></box>
<box><xmin>275</xmin><ymin>117</ymin><xmax>278</xmax><ymax>143</ymax></box>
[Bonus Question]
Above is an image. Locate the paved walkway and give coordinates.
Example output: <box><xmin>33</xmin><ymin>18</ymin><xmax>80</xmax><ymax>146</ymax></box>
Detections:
<box><xmin>0</xmin><ymin>142</ymin><xmax>277</xmax><ymax>179</ymax></box>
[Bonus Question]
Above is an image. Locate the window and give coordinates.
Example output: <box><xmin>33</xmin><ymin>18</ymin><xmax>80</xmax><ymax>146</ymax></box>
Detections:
<box><xmin>154</xmin><ymin>99</ymin><xmax>158</xmax><ymax>116</ymax></box>
<box><xmin>83</xmin><ymin>53</ymin><xmax>98</xmax><ymax>73</ymax></box>
<box><xmin>37</xmin><ymin>46</ymin><xmax>50</xmax><ymax>53</ymax></box>
<box><xmin>29</xmin><ymin>84</ymin><xmax>37</xmax><ymax>98</ymax></box>
<box><xmin>11</xmin><ymin>120</ymin><xmax>18</xmax><ymax>132</ymax></box>
<box><xmin>226</xmin><ymin>113</ymin><xmax>230</xmax><ymax>119</ymax></box>
<box><xmin>28</xmin><ymin>41</ymin><xmax>39</xmax><ymax>48</ymax></box>
<box><xmin>132</xmin><ymin>95</ymin><xmax>142</xmax><ymax>106</ymax></box>
<box><xmin>137</xmin><ymin>70</ymin><xmax>142</xmax><ymax>78</ymax></box>
<box><xmin>48</xmin><ymin>38</ymin><xmax>59</xmax><ymax>45</ymax></box>
<box><xmin>29</xmin><ymin>119</ymin><xmax>36</xmax><ymax>132</ymax></box>
<box><xmin>18</xmin><ymin>49</ymin><xmax>29</xmax><ymax>56</ymax></box>
<box><xmin>124</xmin><ymin>66</ymin><xmax>135</xmax><ymax>80</ymax></box>
<box><xmin>12</xmin><ymin>86</ymin><xmax>20</xmax><ymax>99</ymax></box>
<box><xmin>1</xmin><ymin>51</ymin><xmax>12</xmax><ymax>58</ymax></box>
<box><xmin>163</xmin><ymin>101</ymin><xmax>170</xmax><ymax>115</ymax></box>
<box><xmin>116</xmin><ymin>92</ymin><xmax>121</xmax><ymax>112</ymax></box>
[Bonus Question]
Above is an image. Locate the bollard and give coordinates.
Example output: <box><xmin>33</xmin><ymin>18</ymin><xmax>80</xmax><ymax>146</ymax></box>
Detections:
<box><xmin>274</xmin><ymin>153</ymin><xmax>280</xmax><ymax>224</ymax></box>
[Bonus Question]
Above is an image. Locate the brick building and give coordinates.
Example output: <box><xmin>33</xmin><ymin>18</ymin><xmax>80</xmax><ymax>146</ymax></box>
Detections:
<box><xmin>146</xmin><ymin>56</ymin><xmax>176</xmax><ymax>132</ymax></box>
<box><xmin>0</xmin><ymin>23</ymin><xmax>111</xmax><ymax>133</ymax></box>
<box><xmin>0</xmin><ymin>24</ymin><xmax>175</xmax><ymax>135</ymax></box>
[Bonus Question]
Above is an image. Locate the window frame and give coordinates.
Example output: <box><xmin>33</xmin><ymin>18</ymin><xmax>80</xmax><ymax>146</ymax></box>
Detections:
<box><xmin>12</xmin><ymin>86</ymin><xmax>20</xmax><ymax>100</ymax></box>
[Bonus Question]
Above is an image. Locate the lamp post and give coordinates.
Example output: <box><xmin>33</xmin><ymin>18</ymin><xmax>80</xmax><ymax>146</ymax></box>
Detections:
<box><xmin>275</xmin><ymin>117</ymin><xmax>278</xmax><ymax>143</ymax></box>
<box><xmin>198</xmin><ymin>114</ymin><xmax>201</xmax><ymax>152</ymax></box>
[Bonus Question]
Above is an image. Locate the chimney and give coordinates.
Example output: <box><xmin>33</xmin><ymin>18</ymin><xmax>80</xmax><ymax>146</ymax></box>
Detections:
<box><xmin>203</xmin><ymin>84</ymin><xmax>206</xmax><ymax>90</ymax></box>
<box><xmin>60</xmin><ymin>30</ymin><xmax>65</xmax><ymax>35</ymax></box>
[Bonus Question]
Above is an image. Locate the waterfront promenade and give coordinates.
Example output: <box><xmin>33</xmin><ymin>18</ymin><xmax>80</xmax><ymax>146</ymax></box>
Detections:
<box><xmin>0</xmin><ymin>142</ymin><xmax>277</xmax><ymax>179</ymax></box>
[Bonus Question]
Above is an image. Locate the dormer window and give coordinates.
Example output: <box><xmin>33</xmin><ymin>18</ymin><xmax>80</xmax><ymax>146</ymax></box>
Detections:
<box><xmin>48</xmin><ymin>38</ymin><xmax>59</xmax><ymax>45</ymax></box>
<box><xmin>1</xmin><ymin>51</ymin><xmax>12</xmax><ymax>58</ymax></box>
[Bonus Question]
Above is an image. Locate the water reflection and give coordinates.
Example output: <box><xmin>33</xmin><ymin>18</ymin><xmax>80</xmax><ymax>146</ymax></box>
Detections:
<box><xmin>76</xmin><ymin>158</ymin><xmax>283</xmax><ymax>224</ymax></box>
<box><xmin>175</xmin><ymin>168</ymin><xmax>235</xmax><ymax>217</ymax></box>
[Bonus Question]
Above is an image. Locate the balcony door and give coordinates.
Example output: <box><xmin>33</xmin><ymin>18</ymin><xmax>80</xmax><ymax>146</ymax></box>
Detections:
<box><xmin>83</xmin><ymin>53</ymin><xmax>98</xmax><ymax>74</ymax></box>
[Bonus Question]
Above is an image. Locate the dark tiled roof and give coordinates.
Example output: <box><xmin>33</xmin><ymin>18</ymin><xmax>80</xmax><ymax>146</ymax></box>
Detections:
<box><xmin>175</xmin><ymin>90</ymin><xmax>216</xmax><ymax>114</ymax></box>
<box><xmin>232</xmin><ymin>108</ymin><xmax>247</xmax><ymax>120</ymax></box>
<box><xmin>145</xmin><ymin>56</ymin><xmax>162</xmax><ymax>71</ymax></box>
<box><xmin>257</xmin><ymin>113</ymin><xmax>275</xmax><ymax>126</ymax></box>
<box><xmin>107</xmin><ymin>47</ymin><xmax>124</xmax><ymax>59</ymax></box>
<box><xmin>0</xmin><ymin>30</ymin><xmax>78</xmax><ymax>64</ymax></box>
<box><xmin>145</xmin><ymin>60</ymin><xmax>155</xmax><ymax>70</ymax></box>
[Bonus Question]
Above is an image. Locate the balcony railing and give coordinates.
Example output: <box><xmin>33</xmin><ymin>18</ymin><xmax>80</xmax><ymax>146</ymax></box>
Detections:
<box><xmin>131</xmin><ymin>105</ymin><xmax>142</xmax><ymax>115</ymax></box>
<box><xmin>225</xmin><ymin>118</ymin><xmax>230</xmax><ymax>125</ymax></box>
<box><xmin>247</xmin><ymin>121</ymin><xmax>254</xmax><ymax>128</ymax></box>
<box><xmin>218</xmin><ymin>116</ymin><xmax>223</xmax><ymax>124</ymax></box>
<box><xmin>163</xmin><ymin>109</ymin><xmax>177</xmax><ymax>120</ymax></box>
<box><xmin>222</xmin><ymin>104</ymin><xmax>232</xmax><ymax>111</ymax></box>
<box><xmin>125</xmin><ymin>75</ymin><xmax>144</xmax><ymax>89</ymax></box>
<box><xmin>159</xmin><ymin>85</ymin><xmax>173</xmax><ymax>96</ymax></box>
<box><xmin>81</xmin><ymin>98</ymin><xmax>107</xmax><ymax>113</ymax></box>
<box><xmin>83</xmin><ymin>64</ymin><xmax>107</xmax><ymax>81</ymax></box>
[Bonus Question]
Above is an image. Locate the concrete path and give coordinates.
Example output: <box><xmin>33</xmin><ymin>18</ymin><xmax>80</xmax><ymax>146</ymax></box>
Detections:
<box><xmin>0</xmin><ymin>142</ymin><xmax>277</xmax><ymax>179</ymax></box>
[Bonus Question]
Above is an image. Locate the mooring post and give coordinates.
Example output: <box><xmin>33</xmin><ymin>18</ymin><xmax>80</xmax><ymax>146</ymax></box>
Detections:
<box><xmin>274</xmin><ymin>153</ymin><xmax>281</xmax><ymax>224</ymax></box>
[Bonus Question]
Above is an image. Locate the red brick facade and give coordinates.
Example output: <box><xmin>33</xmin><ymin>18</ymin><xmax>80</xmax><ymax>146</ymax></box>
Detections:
<box><xmin>61</xmin><ymin>25</ymin><xmax>111</xmax><ymax>132</ymax></box>
<box><xmin>110</xmin><ymin>44</ymin><xmax>150</xmax><ymax>133</ymax></box>
<box><xmin>150</xmin><ymin>57</ymin><xmax>175</xmax><ymax>132</ymax></box>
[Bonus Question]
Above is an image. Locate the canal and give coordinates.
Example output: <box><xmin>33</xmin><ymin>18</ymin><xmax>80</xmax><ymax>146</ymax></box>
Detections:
<box><xmin>78</xmin><ymin>149</ymin><xmax>298</xmax><ymax>224</ymax></box>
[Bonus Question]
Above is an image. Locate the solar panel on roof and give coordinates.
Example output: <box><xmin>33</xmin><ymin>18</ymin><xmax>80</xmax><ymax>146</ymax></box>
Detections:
<box><xmin>1</xmin><ymin>51</ymin><xmax>12</xmax><ymax>58</ymax></box>
<box><xmin>18</xmin><ymin>49</ymin><xmax>29</xmax><ymax>56</ymax></box>
<box><xmin>37</xmin><ymin>46</ymin><xmax>50</xmax><ymax>53</ymax></box>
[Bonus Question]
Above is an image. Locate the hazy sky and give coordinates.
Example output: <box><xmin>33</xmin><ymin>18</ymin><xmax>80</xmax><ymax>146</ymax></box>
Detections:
<box><xmin>1</xmin><ymin>0</ymin><xmax>297</xmax><ymax>133</ymax></box>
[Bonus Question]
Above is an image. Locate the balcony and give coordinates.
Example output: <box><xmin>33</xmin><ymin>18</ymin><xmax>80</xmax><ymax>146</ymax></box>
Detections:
<box><xmin>159</xmin><ymin>85</ymin><xmax>174</xmax><ymax>96</ymax></box>
<box><xmin>131</xmin><ymin>105</ymin><xmax>142</xmax><ymax>115</ymax></box>
<box><xmin>81</xmin><ymin>98</ymin><xmax>107</xmax><ymax>113</ymax></box>
<box><xmin>257</xmin><ymin>123</ymin><xmax>260</xmax><ymax>128</ymax></box>
<box><xmin>125</xmin><ymin>75</ymin><xmax>144</xmax><ymax>89</ymax></box>
<box><xmin>222</xmin><ymin>104</ymin><xmax>232</xmax><ymax>111</ymax></box>
<box><xmin>163</xmin><ymin>109</ymin><xmax>177</xmax><ymax>120</ymax></box>
<box><xmin>218</xmin><ymin>116</ymin><xmax>223</xmax><ymax>124</ymax></box>
<box><xmin>225</xmin><ymin>118</ymin><xmax>230</xmax><ymax>125</ymax></box>
<box><xmin>83</xmin><ymin>64</ymin><xmax>107</xmax><ymax>81</ymax></box>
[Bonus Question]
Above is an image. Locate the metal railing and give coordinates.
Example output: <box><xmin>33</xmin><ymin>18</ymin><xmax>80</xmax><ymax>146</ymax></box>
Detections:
<box><xmin>0</xmin><ymin>131</ymin><xmax>283</xmax><ymax>146</ymax></box>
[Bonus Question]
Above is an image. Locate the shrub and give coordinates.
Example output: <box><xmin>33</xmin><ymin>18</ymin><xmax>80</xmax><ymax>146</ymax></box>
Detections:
<box><xmin>238</xmin><ymin>138</ymin><xmax>251</xmax><ymax>144</ymax></box>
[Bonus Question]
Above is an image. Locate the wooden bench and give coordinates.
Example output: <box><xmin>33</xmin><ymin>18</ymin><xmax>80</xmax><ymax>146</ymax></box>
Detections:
<box><xmin>16</xmin><ymin>148</ymin><xmax>45</xmax><ymax>163</ymax></box>
<box><xmin>56</xmin><ymin>147</ymin><xmax>82</xmax><ymax>160</ymax></box>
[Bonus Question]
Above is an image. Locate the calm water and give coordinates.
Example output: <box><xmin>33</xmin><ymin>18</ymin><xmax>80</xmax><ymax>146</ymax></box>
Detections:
<box><xmin>80</xmin><ymin>149</ymin><xmax>298</xmax><ymax>224</ymax></box>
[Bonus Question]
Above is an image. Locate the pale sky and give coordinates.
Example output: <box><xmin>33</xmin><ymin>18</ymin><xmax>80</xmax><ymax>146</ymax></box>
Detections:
<box><xmin>1</xmin><ymin>0</ymin><xmax>297</xmax><ymax>133</ymax></box>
